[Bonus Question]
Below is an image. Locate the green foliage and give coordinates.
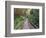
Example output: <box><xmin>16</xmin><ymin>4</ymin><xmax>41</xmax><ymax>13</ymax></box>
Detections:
<box><xmin>14</xmin><ymin>16</ymin><xmax>25</xmax><ymax>29</ymax></box>
<box><xmin>28</xmin><ymin>9</ymin><xmax>39</xmax><ymax>27</ymax></box>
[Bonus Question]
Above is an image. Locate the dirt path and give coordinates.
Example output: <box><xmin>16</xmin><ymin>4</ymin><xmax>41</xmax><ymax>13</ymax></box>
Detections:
<box><xmin>23</xmin><ymin>18</ymin><xmax>34</xmax><ymax>29</ymax></box>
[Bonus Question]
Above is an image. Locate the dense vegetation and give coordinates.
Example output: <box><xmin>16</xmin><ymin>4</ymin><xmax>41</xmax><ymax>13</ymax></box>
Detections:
<box><xmin>28</xmin><ymin>9</ymin><xmax>39</xmax><ymax>28</ymax></box>
<box><xmin>14</xmin><ymin>16</ymin><xmax>25</xmax><ymax>29</ymax></box>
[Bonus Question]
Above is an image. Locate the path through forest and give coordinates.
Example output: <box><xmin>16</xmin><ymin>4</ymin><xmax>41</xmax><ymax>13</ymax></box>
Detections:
<box><xmin>23</xmin><ymin>18</ymin><xmax>34</xmax><ymax>29</ymax></box>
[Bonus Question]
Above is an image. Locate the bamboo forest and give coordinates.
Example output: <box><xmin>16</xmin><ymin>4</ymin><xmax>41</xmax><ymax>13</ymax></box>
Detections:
<box><xmin>14</xmin><ymin>8</ymin><xmax>39</xmax><ymax>30</ymax></box>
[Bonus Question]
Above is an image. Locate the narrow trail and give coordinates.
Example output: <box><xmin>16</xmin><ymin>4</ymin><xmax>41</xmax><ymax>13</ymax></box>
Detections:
<box><xmin>23</xmin><ymin>18</ymin><xmax>34</xmax><ymax>29</ymax></box>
